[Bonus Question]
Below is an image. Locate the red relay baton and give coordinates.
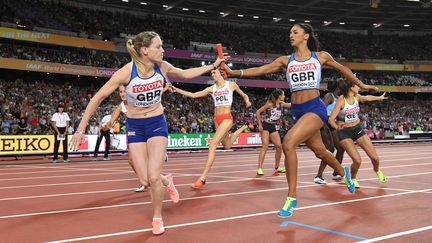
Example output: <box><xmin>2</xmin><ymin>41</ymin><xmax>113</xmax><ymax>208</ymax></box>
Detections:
<box><xmin>216</xmin><ymin>43</ymin><xmax>227</xmax><ymax>78</ymax></box>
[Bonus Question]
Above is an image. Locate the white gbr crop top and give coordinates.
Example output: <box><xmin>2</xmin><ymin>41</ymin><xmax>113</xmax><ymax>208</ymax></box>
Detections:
<box><xmin>125</xmin><ymin>62</ymin><xmax>165</xmax><ymax>108</ymax></box>
<box><xmin>212</xmin><ymin>82</ymin><xmax>233</xmax><ymax>107</ymax></box>
<box><xmin>286</xmin><ymin>52</ymin><xmax>322</xmax><ymax>92</ymax></box>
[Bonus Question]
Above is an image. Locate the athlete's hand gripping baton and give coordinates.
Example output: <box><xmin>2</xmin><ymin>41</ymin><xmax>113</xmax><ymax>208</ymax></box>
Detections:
<box><xmin>216</xmin><ymin>43</ymin><xmax>228</xmax><ymax>78</ymax></box>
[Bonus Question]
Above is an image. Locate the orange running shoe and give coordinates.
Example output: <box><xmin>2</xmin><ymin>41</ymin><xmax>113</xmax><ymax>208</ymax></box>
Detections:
<box><xmin>165</xmin><ymin>174</ymin><xmax>179</xmax><ymax>203</ymax></box>
<box><xmin>191</xmin><ymin>178</ymin><xmax>206</xmax><ymax>189</ymax></box>
<box><xmin>152</xmin><ymin>218</ymin><xmax>165</xmax><ymax>235</ymax></box>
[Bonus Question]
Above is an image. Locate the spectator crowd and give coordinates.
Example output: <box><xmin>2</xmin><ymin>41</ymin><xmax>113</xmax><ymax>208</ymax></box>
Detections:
<box><xmin>1</xmin><ymin>0</ymin><xmax>432</xmax><ymax>61</ymax></box>
<box><xmin>1</xmin><ymin>78</ymin><xmax>431</xmax><ymax>137</ymax></box>
<box><xmin>0</xmin><ymin>0</ymin><xmax>431</xmax><ymax>138</ymax></box>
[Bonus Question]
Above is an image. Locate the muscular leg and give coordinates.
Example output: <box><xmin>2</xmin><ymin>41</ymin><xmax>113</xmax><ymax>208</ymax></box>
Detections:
<box><xmin>316</xmin><ymin>126</ymin><xmax>335</xmax><ymax>178</ymax></box>
<box><xmin>128</xmin><ymin>144</ymin><xmax>168</xmax><ymax>187</ymax></box>
<box><xmin>146</xmin><ymin>136</ymin><xmax>168</xmax><ymax>219</ymax></box>
<box><xmin>356</xmin><ymin>135</ymin><xmax>380</xmax><ymax>172</ymax></box>
<box><xmin>338</xmin><ymin>139</ymin><xmax>362</xmax><ymax>179</ymax></box>
<box><xmin>221</xmin><ymin>124</ymin><xmax>248</xmax><ymax>149</ymax></box>
<box><xmin>257</xmin><ymin>130</ymin><xmax>270</xmax><ymax>170</ymax></box>
<box><xmin>269</xmin><ymin>131</ymin><xmax>283</xmax><ymax>169</ymax></box>
<box><xmin>199</xmin><ymin>119</ymin><xmax>233</xmax><ymax>181</ymax></box>
<box><xmin>283</xmin><ymin>113</ymin><xmax>328</xmax><ymax>198</ymax></box>
<box><xmin>332</xmin><ymin>129</ymin><xmax>344</xmax><ymax>175</ymax></box>
<box><xmin>306</xmin><ymin>132</ymin><xmax>345</xmax><ymax>179</ymax></box>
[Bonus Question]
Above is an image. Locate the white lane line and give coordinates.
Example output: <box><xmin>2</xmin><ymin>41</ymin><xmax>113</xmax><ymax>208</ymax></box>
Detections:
<box><xmin>0</xmin><ymin>186</ymin><xmax>289</xmax><ymax>219</ymax></box>
<box><xmin>0</xmin><ymin>167</ymin><xmax>132</xmax><ymax>176</ymax></box>
<box><xmin>0</xmin><ymin>160</ymin><xmax>430</xmax><ymax>195</ymax></box>
<box><xmin>1</xmin><ymin>171</ymin><xmax>431</xmax><ymax>218</ymax></box>
<box><xmin>2</xmin><ymin>146</ymin><xmax>430</xmax><ymax>171</ymax></box>
<box><xmin>46</xmin><ymin>188</ymin><xmax>432</xmax><ymax>243</ymax></box>
<box><xmin>356</xmin><ymin>225</ymin><xmax>432</xmax><ymax>243</ymax></box>
<box><xmin>0</xmin><ymin>178</ymin><xmax>138</xmax><ymax>190</ymax></box>
<box><xmin>0</xmin><ymin>171</ymin><xmax>131</xmax><ymax>181</ymax></box>
<box><xmin>175</xmin><ymin>160</ymin><xmax>432</xmax><ymax>177</ymax></box>
<box><xmin>1</xmin><ymin>155</ymin><xmax>431</xmax><ymax>183</ymax></box>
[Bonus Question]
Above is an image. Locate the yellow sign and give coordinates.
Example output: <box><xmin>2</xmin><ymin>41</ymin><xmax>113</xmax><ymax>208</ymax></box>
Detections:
<box><xmin>340</xmin><ymin>62</ymin><xmax>432</xmax><ymax>72</ymax></box>
<box><xmin>377</xmin><ymin>86</ymin><xmax>432</xmax><ymax>93</ymax></box>
<box><xmin>0</xmin><ymin>27</ymin><xmax>116</xmax><ymax>51</ymax></box>
<box><xmin>0</xmin><ymin>135</ymin><xmax>68</xmax><ymax>155</ymax></box>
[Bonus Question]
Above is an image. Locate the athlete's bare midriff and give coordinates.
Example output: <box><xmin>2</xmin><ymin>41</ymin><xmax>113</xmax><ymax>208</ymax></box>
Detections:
<box><xmin>338</xmin><ymin>120</ymin><xmax>361</xmax><ymax>129</ymax></box>
<box><xmin>291</xmin><ymin>89</ymin><xmax>320</xmax><ymax>104</ymax></box>
<box><xmin>214</xmin><ymin>105</ymin><xmax>231</xmax><ymax>116</ymax></box>
<box><xmin>125</xmin><ymin>103</ymin><xmax>164</xmax><ymax>118</ymax></box>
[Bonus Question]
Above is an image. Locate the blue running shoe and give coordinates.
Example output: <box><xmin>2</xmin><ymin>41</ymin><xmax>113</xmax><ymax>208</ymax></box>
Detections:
<box><xmin>278</xmin><ymin>197</ymin><xmax>297</xmax><ymax>218</ymax></box>
<box><xmin>342</xmin><ymin>166</ymin><xmax>355</xmax><ymax>193</ymax></box>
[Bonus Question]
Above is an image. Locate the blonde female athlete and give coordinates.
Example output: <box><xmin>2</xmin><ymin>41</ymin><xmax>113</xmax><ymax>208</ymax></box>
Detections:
<box><xmin>70</xmin><ymin>31</ymin><xmax>224</xmax><ymax>235</ymax></box>
<box><xmin>255</xmin><ymin>89</ymin><xmax>291</xmax><ymax>175</ymax></box>
<box><xmin>172</xmin><ymin>68</ymin><xmax>251</xmax><ymax>189</ymax></box>
<box><xmin>102</xmin><ymin>85</ymin><xmax>170</xmax><ymax>192</ymax></box>
<box><xmin>328</xmin><ymin>78</ymin><xmax>387</xmax><ymax>189</ymax></box>
<box><xmin>224</xmin><ymin>23</ymin><xmax>378</xmax><ymax>217</ymax></box>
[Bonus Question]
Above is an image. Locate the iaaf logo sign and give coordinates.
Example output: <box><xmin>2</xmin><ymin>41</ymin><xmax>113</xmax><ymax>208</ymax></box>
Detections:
<box><xmin>191</xmin><ymin>53</ymin><xmax>204</xmax><ymax>58</ymax></box>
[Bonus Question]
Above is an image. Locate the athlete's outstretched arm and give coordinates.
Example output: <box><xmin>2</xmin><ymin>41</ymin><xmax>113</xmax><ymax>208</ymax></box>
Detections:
<box><xmin>357</xmin><ymin>93</ymin><xmax>388</xmax><ymax>102</ymax></box>
<box><xmin>225</xmin><ymin>56</ymin><xmax>287</xmax><ymax>78</ymax></box>
<box><xmin>173</xmin><ymin>86</ymin><xmax>212</xmax><ymax>99</ymax></box>
<box><xmin>163</xmin><ymin>57</ymin><xmax>223</xmax><ymax>80</ymax></box>
<box><xmin>318</xmin><ymin>51</ymin><xmax>378</xmax><ymax>92</ymax></box>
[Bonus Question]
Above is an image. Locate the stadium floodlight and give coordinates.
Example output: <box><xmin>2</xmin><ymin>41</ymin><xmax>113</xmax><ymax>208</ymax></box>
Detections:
<box><xmin>323</xmin><ymin>21</ymin><xmax>332</xmax><ymax>26</ymax></box>
<box><xmin>370</xmin><ymin>0</ymin><xmax>380</xmax><ymax>8</ymax></box>
<box><xmin>373</xmin><ymin>23</ymin><xmax>382</xmax><ymax>28</ymax></box>
<box><xmin>421</xmin><ymin>0</ymin><xmax>431</xmax><ymax>8</ymax></box>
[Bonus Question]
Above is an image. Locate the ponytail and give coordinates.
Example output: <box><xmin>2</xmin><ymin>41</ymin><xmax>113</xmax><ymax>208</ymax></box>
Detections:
<box><xmin>269</xmin><ymin>89</ymin><xmax>283</xmax><ymax>105</ymax></box>
<box><xmin>294</xmin><ymin>23</ymin><xmax>320</xmax><ymax>52</ymax></box>
<box><xmin>338</xmin><ymin>79</ymin><xmax>354</xmax><ymax>98</ymax></box>
<box><xmin>126</xmin><ymin>31</ymin><xmax>160</xmax><ymax>75</ymax></box>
